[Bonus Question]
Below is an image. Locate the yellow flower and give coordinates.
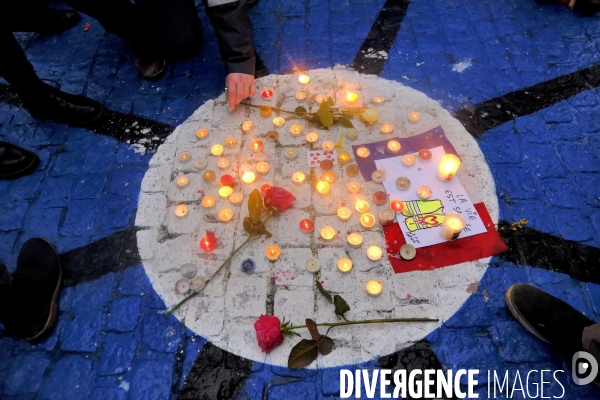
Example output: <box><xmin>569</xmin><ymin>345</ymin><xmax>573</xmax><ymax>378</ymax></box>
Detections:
<box><xmin>360</xmin><ymin>107</ymin><xmax>379</xmax><ymax>124</ymax></box>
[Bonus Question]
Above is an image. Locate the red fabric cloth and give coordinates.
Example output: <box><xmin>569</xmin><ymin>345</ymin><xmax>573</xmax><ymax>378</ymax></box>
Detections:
<box><xmin>383</xmin><ymin>203</ymin><xmax>508</xmax><ymax>274</ymax></box>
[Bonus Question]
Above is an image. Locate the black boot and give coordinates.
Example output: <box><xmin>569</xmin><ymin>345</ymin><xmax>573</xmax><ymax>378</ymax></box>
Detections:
<box><xmin>10</xmin><ymin>8</ymin><xmax>81</xmax><ymax>35</ymax></box>
<box><xmin>134</xmin><ymin>42</ymin><xmax>166</xmax><ymax>80</ymax></box>
<box><xmin>0</xmin><ymin>239</ymin><xmax>62</xmax><ymax>342</ymax></box>
<box><xmin>0</xmin><ymin>141</ymin><xmax>39</xmax><ymax>180</ymax></box>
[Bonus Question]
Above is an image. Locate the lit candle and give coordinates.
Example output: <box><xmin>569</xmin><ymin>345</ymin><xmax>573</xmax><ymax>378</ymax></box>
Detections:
<box><xmin>241</xmin><ymin>171</ymin><xmax>256</xmax><ymax>184</ymax></box>
<box><xmin>217</xmin><ymin>158</ymin><xmax>231</xmax><ymax>170</ymax></box>
<box><xmin>417</xmin><ymin>186</ymin><xmax>432</xmax><ymax>200</ymax></box>
<box><xmin>322</xmin><ymin>141</ymin><xmax>335</xmax><ymax>151</ymax></box>
<box><xmin>347</xmin><ymin>181</ymin><xmax>361</xmax><ymax>194</ymax></box>
<box><xmin>199</xmin><ymin>234</ymin><xmax>217</xmax><ymax>252</ymax></box>
<box><xmin>321</xmin><ymin>171</ymin><xmax>337</xmax><ymax>184</ymax></box>
<box><xmin>337</xmin><ymin>205</ymin><xmax>352</xmax><ymax>222</ymax></box>
<box><xmin>356</xmin><ymin>147</ymin><xmax>370</xmax><ymax>159</ymax></box>
<box><xmin>379</xmin><ymin>208</ymin><xmax>395</xmax><ymax>226</ymax></box>
<box><xmin>273</xmin><ymin>117</ymin><xmax>285</xmax><ymax>128</ymax></box>
<box><xmin>250</xmin><ymin>140</ymin><xmax>263</xmax><ymax>153</ymax></box>
<box><xmin>408</xmin><ymin>112</ymin><xmax>421</xmax><ymax>124</ymax></box>
<box><xmin>337</xmin><ymin>258</ymin><xmax>353</xmax><ymax>273</ymax></box>
<box><xmin>176</xmin><ymin>174</ymin><xmax>190</xmax><ymax>189</ymax></box>
<box><xmin>346</xmin><ymin>129</ymin><xmax>358</xmax><ymax>141</ymax></box>
<box><xmin>338</xmin><ymin>151</ymin><xmax>351</xmax><ymax>165</ymax></box>
<box><xmin>201</xmin><ymin>195</ymin><xmax>216</xmax><ymax>209</ymax></box>
<box><xmin>366</xmin><ymin>279</ymin><xmax>383</xmax><ymax>296</ymax></box>
<box><xmin>260</xmin><ymin>106</ymin><xmax>272</xmax><ymax>117</ymax></box>
<box><xmin>290</xmin><ymin>125</ymin><xmax>303</xmax><ymax>136</ymax></box>
<box><xmin>224</xmin><ymin>137</ymin><xmax>237</xmax><ymax>149</ymax></box>
<box><xmin>346</xmin><ymin>164</ymin><xmax>359</xmax><ymax>177</ymax></box>
<box><xmin>178</xmin><ymin>152</ymin><xmax>192</xmax><ymax>163</ymax></box>
<box><xmin>305</xmin><ymin>132</ymin><xmax>319</xmax><ymax>144</ymax></box>
<box><xmin>390</xmin><ymin>200</ymin><xmax>405</xmax><ymax>212</ymax></box>
<box><xmin>266</xmin><ymin>245</ymin><xmax>281</xmax><ymax>261</ymax></box>
<box><xmin>437</xmin><ymin>154</ymin><xmax>461</xmax><ymax>182</ymax></box>
<box><xmin>299</xmin><ymin>218</ymin><xmax>314</xmax><ymax>233</ymax></box>
<box><xmin>266</xmin><ymin>131</ymin><xmax>279</xmax><ymax>141</ymax></box>
<box><xmin>229</xmin><ymin>192</ymin><xmax>243</xmax><ymax>205</ymax></box>
<box><xmin>218</xmin><ymin>186</ymin><xmax>233</xmax><ymax>198</ymax></box>
<box><xmin>174</xmin><ymin>204</ymin><xmax>188</xmax><ymax>218</ymax></box>
<box><xmin>387</xmin><ymin>140</ymin><xmax>401</xmax><ymax>155</ymax></box>
<box><xmin>439</xmin><ymin>212</ymin><xmax>466</xmax><ymax>241</ymax></box>
<box><xmin>320</xmin><ymin>225</ymin><xmax>336</xmax><ymax>241</ymax></box>
<box><xmin>218</xmin><ymin>208</ymin><xmax>234</xmax><ymax>222</ymax></box>
<box><xmin>295</xmin><ymin>91</ymin><xmax>308</xmax><ymax>102</ymax></box>
<box><xmin>256</xmin><ymin>162</ymin><xmax>270</xmax><ymax>175</ymax></box>
<box><xmin>366</xmin><ymin>246</ymin><xmax>383</xmax><ymax>261</ymax></box>
<box><xmin>316</xmin><ymin>180</ymin><xmax>331</xmax><ymax>195</ymax></box>
<box><xmin>298</xmin><ymin>74</ymin><xmax>310</xmax><ymax>85</ymax></box>
<box><xmin>418</xmin><ymin>149</ymin><xmax>432</xmax><ymax>162</ymax></box>
<box><xmin>346</xmin><ymin>91</ymin><xmax>358</xmax><ymax>105</ymax></box>
<box><xmin>371</xmin><ymin>170</ymin><xmax>385</xmax><ymax>184</ymax></box>
<box><xmin>380</xmin><ymin>124</ymin><xmax>394</xmax><ymax>134</ymax></box>
<box><xmin>396</xmin><ymin>177</ymin><xmax>410</xmax><ymax>191</ymax></box>
<box><xmin>196</xmin><ymin>128</ymin><xmax>209</xmax><ymax>140</ymax></box>
<box><xmin>355</xmin><ymin>200</ymin><xmax>370</xmax><ymax>213</ymax></box>
<box><xmin>372</xmin><ymin>96</ymin><xmax>385</xmax><ymax>106</ymax></box>
<box><xmin>402</xmin><ymin>154</ymin><xmax>416</xmax><ymax>167</ymax></box>
<box><xmin>194</xmin><ymin>158</ymin><xmax>208</xmax><ymax>170</ymax></box>
<box><xmin>320</xmin><ymin>159</ymin><xmax>333</xmax><ymax>171</ymax></box>
<box><xmin>261</xmin><ymin>89</ymin><xmax>274</xmax><ymax>100</ymax></box>
<box><xmin>360</xmin><ymin>213</ymin><xmax>376</xmax><ymax>229</ymax></box>
<box><xmin>292</xmin><ymin>172</ymin><xmax>305</xmax><ymax>185</ymax></box>
<box><xmin>305</xmin><ymin>258</ymin><xmax>320</xmax><ymax>273</ymax></box>
<box><xmin>220</xmin><ymin>174</ymin><xmax>235</xmax><ymax>187</ymax></box>
<box><xmin>347</xmin><ymin>232</ymin><xmax>363</xmax><ymax>248</ymax></box>
<box><xmin>211</xmin><ymin>144</ymin><xmax>224</xmax><ymax>157</ymax></box>
<box><xmin>284</xmin><ymin>148</ymin><xmax>297</xmax><ymax>161</ymax></box>
<box><xmin>242</xmin><ymin>120</ymin><xmax>254</xmax><ymax>133</ymax></box>
<box><xmin>315</xmin><ymin>94</ymin><xmax>327</xmax><ymax>104</ymax></box>
<box><xmin>373</xmin><ymin>191</ymin><xmax>387</xmax><ymax>206</ymax></box>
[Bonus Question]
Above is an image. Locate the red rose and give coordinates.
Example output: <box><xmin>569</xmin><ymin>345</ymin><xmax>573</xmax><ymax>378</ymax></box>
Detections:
<box><xmin>263</xmin><ymin>186</ymin><xmax>296</xmax><ymax>212</ymax></box>
<box><xmin>254</xmin><ymin>315</ymin><xmax>284</xmax><ymax>353</ymax></box>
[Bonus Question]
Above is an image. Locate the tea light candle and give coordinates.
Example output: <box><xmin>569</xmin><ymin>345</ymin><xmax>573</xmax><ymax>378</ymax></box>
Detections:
<box><xmin>338</xmin><ymin>151</ymin><xmax>351</xmax><ymax>165</ymax></box>
<box><xmin>217</xmin><ymin>158</ymin><xmax>231</xmax><ymax>170</ymax></box>
<box><xmin>402</xmin><ymin>154</ymin><xmax>416</xmax><ymax>166</ymax></box>
<box><xmin>241</xmin><ymin>258</ymin><xmax>256</xmax><ymax>274</ymax></box>
<box><xmin>346</xmin><ymin>91</ymin><xmax>358</xmax><ymax>104</ymax></box>
<box><xmin>260</xmin><ymin>106</ymin><xmax>272</xmax><ymax>117</ymax></box>
<box><xmin>219</xmin><ymin>186</ymin><xmax>233</xmax><ymax>198</ymax></box>
<box><xmin>194</xmin><ymin>158</ymin><xmax>208</xmax><ymax>170</ymax></box>
<box><xmin>201</xmin><ymin>195</ymin><xmax>216</xmax><ymax>209</ymax></box>
<box><xmin>219</xmin><ymin>208</ymin><xmax>234</xmax><ymax>222</ymax></box>
<box><xmin>346</xmin><ymin>129</ymin><xmax>358</xmax><ymax>141</ymax></box>
<box><xmin>241</xmin><ymin>171</ymin><xmax>256</xmax><ymax>184</ymax></box>
<box><xmin>355</xmin><ymin>200</ymin><xmax>369</xmax><ymax>213</ymax></box>
<box><xmin>387</xmin><ymin>140</ymin><xmax>401</xmax><ymax>155</ymax></box>
<box><xmin>295</xmin><ymin>91</ymin><xmax>308</xmax><ymax>101</ymax></box>
<box><xmin>337</xmin><ymin>206</ymin><xmax>352</xmax><ymax>222</ymax></box>
<box><xmin>284</xmin><ymin>148</ymin><xmax>297</xmax><ymax>161</ymax></box>
<box><xmin>292</xmin><ymin>172</ymin><xmax>305</xmax><ymax>185</ymax></box>
<box><xmin>408</xmin><ymin>112</ymin><xmax>421</xmax><ymax>124</ymax></box>
<box><xmin>224</xmin><ymin>137</ymin><xmax>237</xmax><ymax>148</ymax></box>
<box><xmin>211</xmin><ymin>144</ymin><xmax>224</xmax><ymax>157</ymax></box>
<box><xmin>305</xmin><ymin>258</ymin><xmax>320</xmax><ymax>273</ymax></box>
<box><xmin>439</xmin><ymin>211</ymin><xmax>466</xmax><ymax>240</ymax></box>
<box><xmin>320</xmin><ymin>225</ymin><xmax>336</xmax><ymax>241</ymax></box>
<box><xmin>321</xmin><ymin>171</ymin><xmax>337</xmax><ymax>184</ymax></box>
<box><xmin>178</xmin><ymin>152</ymin><xmax>192</xmax><ymax>163</ymax></box>
<box><xmin>261</xmin><ymin>89</ymin><xmax>274</xmax><ymax>100</ymax></box>
<box><xmin>199</xmin><ymin>234</ymin><xmax>217</xmax><ymax>252</ymax></box>
<box><xmin>346</xmin><ymin>164</ymin><xmax>359</xmax><ymax>177</ymax></box>
<box><xmin>266</xmin><ymin>131</ymin><xmax>279</xmax><ymax>141</ymax></box>
<box><xmin>250</xmin><ymin>140</ymin><xmax>263</xmax><ymax>153</ymax></box>
<box><xmin>381</xmin><ymin>124</ymin><xmax>394</xmax><ymax>134</ymax></box>
<box><xmin>337</xmin><ymin>258</ymin><xmax>353</xmax><ymax>273</ymax></box>
<box><xmin>360</xmin><ymin>213</ymin><xmax>376</xmax><ymax>229</ymax></box>
<box><xmin>316</xmin><ymin>180</ymin><xmax>331</xmax><ymax>195</ymax></box>
<box><xmin>371</xmin><ymin>170</ymin><xmax>385</xmax><ymax>184</ymax></box>
<box><xmin>366</xmin><ymin>279</ymin><xmax>383</xmax><ymax>296</ymax></box>
<box><xmin>372</xmin><ymin>96</ymin><xmax>385</xmax><ymax>106</ymax></box>
<box><xmin>367</xmin><ymin>246</ymin><xmax>383</xmax><ymax>262</ymax></box>
<box><xmin>256</xmin><ymin>162</ymin><xmax>270</xmax><ymax>175</ymax></box>
<box><xmin>396</xmin><ymin>177</ymin><xmax>410</xmax><ymax>191</ymax></box>
<box><xmin>418</xmin><ymin>149</ymin><xmax>432</xmax><ymax>161</ymax></box>
<box><xmin>202</xmin><ymin>170</ymin><xmax>216</xmax><ymax>183</ymax></box>
<box><xmin>322</xmin><ymin>141</ymin><xmax>335</xmax><ymax>151</ymax></box>
<box><xmin>417</xmin><ymin>186</ymin><xmax>432</xmax><ymax>200</ymax></box>
<box><xmin>196</xmin><ymin>128</ymin><xmax>209</xmax><ymax>140</ymax></box>
<box><xmin>220</xmin><ymin>174</ymin><xmax>235</xmax><ymax>187</ymax></box>
<box><xmin>174</xmin><ymin>204</ymin><xmax>188</xmax><ymax>218</ymax></box>
<box><xmin>347</xmin><ymin>232</ymin><xmax>363</xmax><ymax>248</ymax></box>
<box><xmin>320</xmin><ymin>159</ymin><xmax>333</xmax><ymax>171</ymax></box>
<box><xmin>176</xmin><ymin>175</ymin><xmax>190</xmax><ymax>189</ymax></box>
<box><xmin>379</xmin><ymin>208</ymin><xmax>395</xmax><ymax>226</ymax></box>
<box><xmin>315</xmin><ymin>94</ymin><xmax>327</xmax><ymax>103</ymax></box>
<box><xmin>347</xmin><ymin>181</ymin><xmax>361</xmax><ymax>194</ymax></box>
<box><xmin>437</xmin><ymin>154</ymin><xmax>461</xmax><ymax>182</ymax></box>
<box><xmin>299</xmin><ymin>218</ymin><xmax>314</xmax><ymax>233</ymax></box>
<box><xmin>356</xmin><ymin>147</ymin><xmax>370</xmax><ymax>159</ymax></box>
<box><xmin>373</xmin><ymin>191</ymin><xmax>387</xmax><ymax>206</ymax></box>
<box><xmin>306</xmin><ymin>132</ymin><xmax>319</xmax><ymax>144</ymax></box>
<box><xmin>260</xmin><ymin>182</ymin><xmax>273</xmax><ymax>194</ymax></box>
<box><xmin>242</xmin><ymin>120</ymin><xmax>254</xmax><ymax>133</ymax></box>
<box><xmin>290</xmin><ymin>124</ymin><xmax>304</xmax><ymax>136</ymax></box>
<box><xmin>400</xmin><ymin>244</ymin><xmax>416</xmax><ymax>260</ymax></box>
<box><xmin>390</xmin><ymin>199</ymin><xmax>405</xmax><ymax>212</ymax></box>
<box><xmin>265</xmin><ymin>245</ymin><xmax>281</xmax><ymax>260</ymax></box>
<box><xmin>298</xmin><ymin>74</ymin><xmax>310</xmax><ymax>85</ymax></box>
<box><xmin>229</xmin><ymin>192</ymin><xmax>243</xmax><ymax>205</ymax></box>
<box><xmin>273</xmin><ymin>117</ymin><xmax>285</xmax><ymax>128</ymax></box>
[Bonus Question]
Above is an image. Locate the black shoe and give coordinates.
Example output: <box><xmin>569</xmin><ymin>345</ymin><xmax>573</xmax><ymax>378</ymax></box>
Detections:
<box><xmin>19</xmin><ymin>82</ymin><xmax>103</xmax><ymax>125</ymax></box>
<box><xmin>134</xmin><ymin>43</ymin><xmax>166</xmax><ymax>80</ymax></box>
<box><xmin>0</xmin><ymin>239</ymin><xmax>62</xmax><ymax>342</ymax></box>
<box><xmin>0</xmin><ymin>141</ymin><xmax>39</xmax><ymax>180</ymax></box>
<box><xmin>506</xmin><ymin>284</ymin><xmax>595</xmax><ymax>355</ymax></box>
<box><xmin>12</xmin><ymin>8</ymin><xmax>81</xmax><ymax>35</ymax></box>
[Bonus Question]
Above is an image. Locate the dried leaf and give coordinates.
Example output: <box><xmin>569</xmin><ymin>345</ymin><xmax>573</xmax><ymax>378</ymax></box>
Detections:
<box><xmin>243</xmin><ymin>217</ymin><xmax>253</xmax><ymax>234</ymax></box>
<box><xmin>318</xmin><ymin>336</ymin><xmax>335</xmax><ymax>356</ymax></box>
<box><xmin>305</xmin><ymin>319</ymin><xmax>321</xmax><ymax>341</ymax></box>
<box><xmin>316</xmin><ymin>280</ymin><xmax>333</xmax><ymax>303</ymax></box>
<box><xmin>288</xmin><ymin>339</ymin><xmax>319</xmax><ymax>368</ymax></box>
<box><xmin>248</xmin><ymin>189</ymin><xmax>262</xmax><ymax>225</ymax></box>
<box><xmin>316</xmin><ymin>110</ymin><xmax>334</xmax><ymax>127</ymax></box>
<box><xmin>333</xmin><ymin>295</ymin><xmax>351</xmax><ymax>315</ymax></box>
<box><xmin>337</xmin><ymin>116</ymin><xmax>354</xmax><ymax>128</ymax></box>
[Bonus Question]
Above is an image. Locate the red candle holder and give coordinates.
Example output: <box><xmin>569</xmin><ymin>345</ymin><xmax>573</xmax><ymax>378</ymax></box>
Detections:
<box><xmin>261</xmin><ymin>89</ymin><xmax>274</xmax><ymax>100</ymax></box>
<box><xmin>390</xmin><ymin>200</ymin><xmax>405</xmax><ymax>212</ymax></box>
<box><xmin>299</xmin><ymin>218</ymin><xmax>314</xmax><ymax>233</ymax></box>
<box><xmin>418</xmin><ymin>149</ymin><xmax>432</xmax><ymax>161</ymax></box>
<box><xmin>199</xmin><ymin>231</ymin><xmax>217</xmax><ymax>252</ymax></box>
<box><xmin>373</xmin><ymin>191</ymin><xmax>388</xmax><ymax>206</ymax></box>
<box><xmin>220</xmin><ymin>174</ymin><xmax>235</xmax><ymax>187</ymax></box>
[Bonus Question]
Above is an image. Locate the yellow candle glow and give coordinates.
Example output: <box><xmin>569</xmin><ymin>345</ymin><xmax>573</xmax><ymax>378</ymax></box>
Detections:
<box><xmin>201</xmin><ymin>195</ymin><xmax>216</xmax><ymax>209</ymax></box>
<box><xmin>250</xmin><ymin>140</ymin><xmax>263</xmax><ymax>153</ymax></box>
<box><xmin>346</xmin><ymin>91</ymin><xmax>358</xmax><ymax>104</ymax></box>
<box><xmin>380</xmin><ymin>124</ymin><xmax>394</xmax><ymax>134</ymax></box>
<box><xmin>218</xmin><ymin>208</ymin><xmax>234</xmax><ymax>222</ymax></box>
<box><xmin>347</xmin><ymin>181</ymin><xmax>361</xmax><ymax>194</ymax></box>
<box><xmin>402</xmin><ymin>154</ymin><xmax>416</xmax><ymax>166</ymax></box>
<box><xmin>202</xmin><ymin>170</ymin><xmax>216</xmax><ymax>183</ymax></box>
<box><xmin>241</xmin><ymin>171</ymin><xmax>256</xmax><ymax>184</ymax></box>
<box><xmin>322</xmin><ymin>141</ymin><xmax>335</xmax><ymax>151</ymax></box>
<box><xmin>371</xmin><ymin>170</ymin><xmax>385</xmax><ymax>184</ymax></box>
<box><xmin>260</xmin><ymin>106</ymin><xmax>272</xmax><ymax>117</ymax></box>
<box><xmin>337</xmin><ymin>258</ymin><xmax>353</xmax><ymax>273</ymax></box>
<box><xmin>366</xmin><ymin>246</ymin><xmax>383</xmax><ymax>261</ymax></box>
<box><xmin>321</xmin><ymin>171</ymin><xmax>337</xmax><ymax>184</ymax></box>
<box><xmin>379</xmin><ymin>208</ymin><xmax>395</xmax><ymax>226</ymax></box>
<box><xmin>174</xmin><ymin>204</ymin><xmax>188</xmax><ymax>218</ymax></box>
<box><xmin>408</xmin><ymin>112</ymin><xmax>421</xmax><ymax>124</ymax></box>
<box><xmin>229</xmin><ymin>192</ymin><xmax>243</xmax><ymax>205</ymax></box>
<box><xmin>290</xmin><ymin>125</ymin><xmax>303</xmax><ymax>136</ymax></box>
<box><xmin>439</xmin><ymin>212</ymin><xmax>466</xmax><ymax>241</ymax></box>
<box><xmin>176</xmin><ymin>175</ymin><xmax>189</xmax><ymax>189</ymax></box>
<box><xmin>338</xmin><ymin>151</ymin><xmax>351</xmax><ymax>165</ymax></box>
<box><xmin>337</xmin><ymin>206</ymin><xmax>352</xmax><ymax>222</ymax></box>
<box><xmin>387</xmin><ymin>140</ymin><xmax>401</xmax><ymax>155</ymax></box>
<box><xmin>224</xmin><ymin>137</ymin><xmax>237</xmax><ymax>148</ymax></box>
<box><xmin>356</xmin><ymin>147</ymin><xmax>370</xmax><ymax>159</ymax></box>
<box><xmin>316</xmin><ymin>180</ymin><xmax>331</xmax><ymax>195</ymax></box>
<box><xmin>355</xmin><ymin>200</ymin><xmax>370</xmax><ymax>213</ymax></box>
<box><xmin>315</xmin><ymin>94</ymin><xmax>327</xmax><ymax>103</ymax></box>
<box><xmin>196</xmin><ymin>128</ymin><xmax>209</xmax><ymax>140</ymax></box>
<box><xmin>437</xmin><ymin>154</ymin><xmax>461</xmax><ymax>182</ymax></box>
<box><xmin>242</xmin><ymin>120</ymin><xmax>254</xmax><ymax>133</ymax></box>
<box><xmin>284</xmin><ymin>148</ymin><xmax>297</xmax><ymax>160</ymax></box>
<box><xmin>217</xmin><ymin>158</ymin><xmax>231</xmax><ymax>170</ymax></box>
<box><xmin>298</xmin><ymin>74</ymin><xmax>310</xmax><ymax>85</ymax></box>
<box><xmin>347</xmin><ymin>232</ymin><xmax>363</xmax><ymax>248</ymax></box>
<box><xmin>218</xmin><ymin>186</ymin><xmax>233</xmax><ymax>198</ymax></box>
<box><xmin>320</xmin><ymin>225</ymin><xmax>336</xmax><ymax>241</ymax></box>
<box><xmin>256</xmin><ymin>162</ymin><xmax>270</xmax><ymax>175</ymax></box>
<box><xmin>178</xmin><ymin>152</ymin><xmax>192</xmax><ymax>163</ymax></box>
<box><xmin>211</xmin><ymin>144</ymin><xmax>224</xmax><ymax>157</ymax></box>
<box><xmin>194</xmin><ymin>158</ymin><xmax>208</xmax><ymax>170</ymax></box>
<box><xmin>292</xmin><ymin>172</ymin><xmax>305</xmax><ymax>185</ymax></box>
<box><xmin>372</xmin><ymin>96</ymin><xmax>385</xmax><ymax>106</ymax></box>
<box><xmin>306</xmin><ymin>132</ymin><xmax>319</xmax><ymax>144</ymax></box>
<box><xmin>360</xmin><ymin>213</ymin><xmax>376</xmax><ymax>229</ymax></box>
<box><xmin>295</xmin><ymin>91</ymin><xmax>307</xmax><ymax>101</ymax></box>
<box><xmin>417</xmin><ymin>186</ymin><xmax>432</xmax><ymax>200</ymax></box>
<box><xmin>366</xmin><ymin>279</ymin><xmax>383</xmax><ymax>296</ymax></box>
<box><xmin>273</xmin><ymin>117</ymin><xmax>285</xmax><ymax>128</ymax></box>
<box><xmin>265</xmin><ymin>245</ymin><xmax>281</xmax><ymax>260</ymax></box>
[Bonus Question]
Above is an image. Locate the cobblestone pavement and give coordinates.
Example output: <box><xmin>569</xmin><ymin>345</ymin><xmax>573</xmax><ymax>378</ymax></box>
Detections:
<box><xmin>0</xmin><ymin>0</ymin><xmax>599</xmax><ymax>399</ymax></box>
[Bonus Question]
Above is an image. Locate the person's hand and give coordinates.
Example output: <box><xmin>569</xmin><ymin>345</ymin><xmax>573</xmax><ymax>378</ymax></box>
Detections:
<box><xmin>226</xmin><ymin>73</ymin><xmax>256</xmax><ymax>110</ymax></box>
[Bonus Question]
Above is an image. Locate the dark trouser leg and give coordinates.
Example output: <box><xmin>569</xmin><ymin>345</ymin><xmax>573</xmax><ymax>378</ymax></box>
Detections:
<box><xmin>66</xmin><ymin>0</ymin><xmax>143</xmax><ymax>43</ymax></box>
<box><xmin>0</xmin><ymin>28</ymin><xmax>44</xmax><ymax>93</ymax></box>
<box><xmin>0</xmin><ymin>262</ymin><xmax>12</xmax><ymax>291</ymax></box>
<box><xmin>582</xmin><ymin>324</ymin><xmax>600</xmax><ymax>363</ymax></box>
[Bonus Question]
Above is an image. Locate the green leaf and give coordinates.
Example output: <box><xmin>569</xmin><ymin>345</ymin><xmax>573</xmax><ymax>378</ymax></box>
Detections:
<box><xmin>243</xmin><ymin>217</ymin><xmax>253</xmax><ymax>234</ymax></box>
<box><xmin>315</xmin><ymin>280</ymin><xmax>333</xmax><ymax>303</ymax></box>
<box><xmin>305</xmin><ymin>319</ymin><xmax>321</xmax><ymax>341</ymax></box>
<box><xmin>316</xmin><ymin>110</ymin><xmax>334</xmax><ymax>127</ymax></box>
<box><xmin>333</xmin><ymin>295</ymin><xmax>351</xmax><ymax>315</ymax></box>
<box><xmin>318</xmin><ymin>336</ymin><xmax>335</xmax><ymax>356</ymax></box>
<box><xmin>326</xmin><ymin>97</ymin><xmax>335</xmax><ymax>108</ymax></box>
<box><xmin>307</xmin><ymin>114</ymin><xmax>326</xmax><ymax>130</ymax></box>
<box><xmin>248</xmin><ymin>189</ymin><xmax>262</xmax><ymax>224</ymax></box>
<box><xmin>319</xmin><ymin>98</ymin><xmax>332</xmax><ymax>111</ymax></box>
<box><xmin>288</xmin><ymin>339</ymin><xmax>319</xmax><ymax>368</ymax></box>
<box><xmin>342</xmin><ymin>111</ymin><xmax>355</xmax><ymax>119</ymax></box>
<box><xmin>337</xmin><ymin>116</ymin><xmax>354</xmax><ymax>128</ymax></box>
<box><xmin>252</xmin><ymin>226</ymin><xmax>273</xmax><ymax>238</ymax></box>
<box><xmin>295</xmin><ymin>106</ymin><xmax>307</xmax><ymax>114</ymax></box>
